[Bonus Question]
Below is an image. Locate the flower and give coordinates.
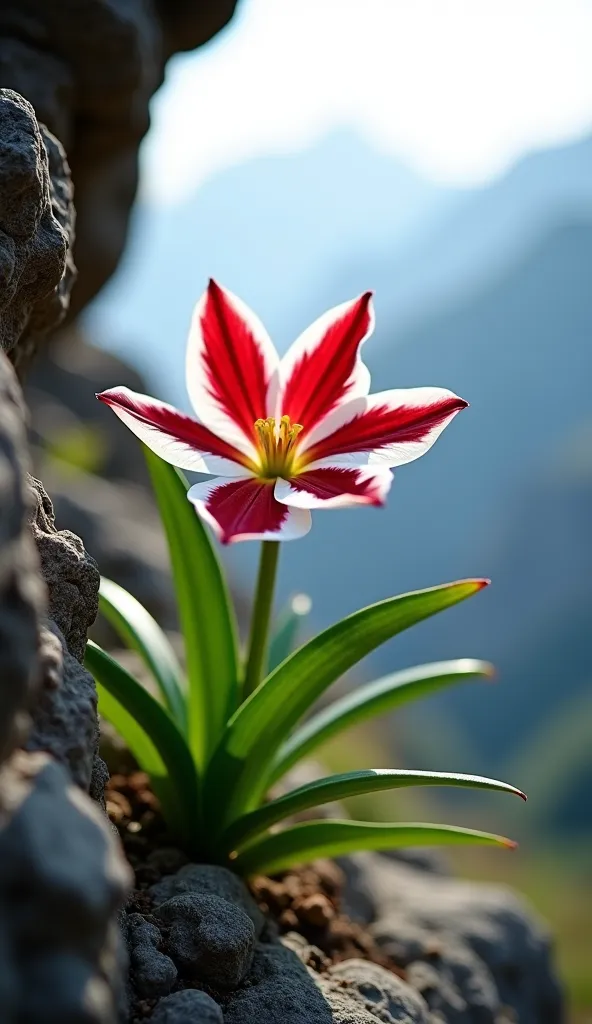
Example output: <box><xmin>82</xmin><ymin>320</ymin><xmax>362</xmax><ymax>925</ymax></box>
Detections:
<box><xmin>97</xmin><ymin>280</ymin><xmax>467</xmax><ymax>543</ymax></box>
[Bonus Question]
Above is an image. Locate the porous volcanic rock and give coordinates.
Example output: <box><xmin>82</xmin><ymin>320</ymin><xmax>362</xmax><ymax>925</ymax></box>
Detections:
<box><xmin>0</xmin><ymin>751</ymin><xmax>131</xmax><ymax>1023</ymax></box>
<box><xmin>0</xmin><ymin>352</ymin><xmax>43</xmax><ymax>762</ymax></box>
<box><xmin>341</xmin><ymin>852</ymin><xmax>563</xmax><ymax>1024</ymax></box>
<box><xmin>0</xmin><ymin>90</ymin><xmax>72</xmax><ymax>366</ymax></box>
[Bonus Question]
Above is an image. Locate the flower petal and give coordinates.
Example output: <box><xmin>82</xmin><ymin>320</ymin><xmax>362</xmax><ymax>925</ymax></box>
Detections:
<box><xmin>97</xmin><ymin>386</ymin><xmax>252</xmax><ymax>475</ymax></box>
<box><xmin>303</xmin><ymin>387</ymin><xmax>468</xmax><ymax>467</ymax></box>
<box><xmin>187</xmin><ymin>477</ymin><xmax>312</xmax><ymax>544</ymax></box>
<box><xmin>272</xmin><ymin>292</ymin><xmax>374</xmax><ymax>431</ymax></box>
<box><xmin>186</xmin><ymin>279</ymin><xmax>279</xmax><ymax>452</ymax></box>
<box><xmin>275</xmin><ymin>466</ymin><xmax>393</xmax><ymax>509</ymax></box>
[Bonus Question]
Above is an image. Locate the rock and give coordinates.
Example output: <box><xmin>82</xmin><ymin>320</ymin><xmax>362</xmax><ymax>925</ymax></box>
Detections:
<box><xmin>150</xmin><ymin>863</ymin><xmax>265</xmax><ymax>937</ymax></box>
<box><xmin>27</xmin><ymin>620</ymin><xmax>99</xmax><ymax>789</ymax></box>
<box><xmin>325</xmin><ymin>960</ymin><xmax>430</xmax><ymax>1024</ymax></box>
<box><xmin>222</xmin><ymin>941</ymin><xmax>333</xmax><ymax>1024</ymax></box>
<box><xmin>29</xmin><ymin>475</ymin><xmax>99</xmax><ymax>662</ymax></box>
<box><xmin>26</xmin><ymin>476</ymin><xmax>102</xmax><ymax>790</ymax></box>
<box><xmin>0</xmin><ymin>90</ymin><xmax>71</xmax><ymax>364</ymax></box>
<box><xmin>341</xmin><ymin>853</ymin><xmax>563</xmax><ymax>1024</ymax></box>
<box><xmin>156</xmin><ymin>0</ymin><xmax>239</xmax><ymax>58</ymax></box>
<box><xmin>150</xmin><ymin>988</ymin><xmax>224</xmax><ymax>1023</ymax></box>
<box><xmin>0</xmin><ymin>751</ymin><xmax>131</xmax><ymax>1023</ymax></box>
<box><xmin>0</xmin><ymin>1</ymin><xmax>239</xmax><ymax>322</ymax></box>
<box><xmin>127</xmin><ymin>913</ymin><xmax>177</xmax><ymax>998</ymax></box>
<box><xmin>0</xmin><ymin>353</ymin><xmax>44</xmax><ymax>762</ymax></box>
<box><xmin>154</xmin><ymin>892</ymin><xmax>255</xmax><ymax>989</ymax></box>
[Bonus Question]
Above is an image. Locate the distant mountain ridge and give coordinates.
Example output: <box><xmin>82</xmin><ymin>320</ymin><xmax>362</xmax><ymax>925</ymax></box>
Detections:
<box><xmin>89</xmin><ymin>129</ymin><xmax>447</xmax><ymax>398</ymax></box>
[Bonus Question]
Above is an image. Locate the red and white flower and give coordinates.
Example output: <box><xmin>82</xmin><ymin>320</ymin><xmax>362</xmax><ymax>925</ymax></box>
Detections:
<box><xmin>97</xmin><ymin>280</ymin><xmax>467</xmax><ymax>544</ymax></box>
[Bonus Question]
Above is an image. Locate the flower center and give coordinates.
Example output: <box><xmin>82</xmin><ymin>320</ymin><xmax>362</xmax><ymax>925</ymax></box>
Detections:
<box><xmin>254</xmin><ymin>416</ymin><xmax>304</xmax><ymax>478</ymax></box>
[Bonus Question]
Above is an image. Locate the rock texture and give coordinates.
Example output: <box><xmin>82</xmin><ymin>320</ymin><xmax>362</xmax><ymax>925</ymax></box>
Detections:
<box><xmin>150</xmin><ymin>988</ymin><xmax>224</xmax><ymax>1023</ymax></box>
<box><xmin>154</xmin><ymin>893</ymin><xmax>255</xmax><ymax>989</ymax></box>
<box><xmin>122</xmin><ymin>862</ymin><xmax>432</xmax><ymax>1024</ymax></box>
<box><xmin>0</xmin><ymin>351</ymin><xmax>131</xmax><ymax>1021</ymax></box>
<box><xmin>0</xmin><ymin>0</ymin><xmax>239</xmax><ymax>340</ymax></box>
<box><xmin>0</xmin><ymin>751</ymin><xmax>131</xmax><ymax>1023</ymax></box>
<box><xmin>127</xmin><ymin>913</ymin><xmax>177</xmax><ymax>999</ymax></box>
<box><xmin>27</xmin><ymin>476</ymin><xmax>102</xmax><ymax>789</ymax></box>
<box><xmin>0</xmin><ymin>90</ymin><xmax>73</xmax><ymax>366</ymax></box>
<box><xmin>0</xmin><ymin>353</ymin><xmax>43</xmax><ymax>761</ymax></box>
<box><xmin>341</xmin><ymin>853</ymin><xmax>563</xmax><ymax>1024</ymax></box>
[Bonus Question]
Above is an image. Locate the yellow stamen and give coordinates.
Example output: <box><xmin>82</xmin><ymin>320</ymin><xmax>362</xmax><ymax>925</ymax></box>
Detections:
<box><xmin>253</xmin><ymin>416</ymin><xmax>304</xmax><ymax>478</ymax></box>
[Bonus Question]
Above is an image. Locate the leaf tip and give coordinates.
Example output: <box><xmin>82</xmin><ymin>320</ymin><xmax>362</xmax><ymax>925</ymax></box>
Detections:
<box><xmin>502</xmin><ymin>837</ymin><xmax>519</xmax><ymax>850</ymax></box>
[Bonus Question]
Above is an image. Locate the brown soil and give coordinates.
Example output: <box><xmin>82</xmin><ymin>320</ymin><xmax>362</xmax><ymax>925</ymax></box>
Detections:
<box><xmin>107</xmin><ymin>771</ymin><xmax>404</xmax><ymax>1017</ymax></box>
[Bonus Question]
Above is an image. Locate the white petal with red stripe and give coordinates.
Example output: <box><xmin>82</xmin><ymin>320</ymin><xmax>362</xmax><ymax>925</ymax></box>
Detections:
<box><xmin>186</xmin><ymin>279</ymin><xmax>280</xmax><ymax>454</ymax></box>
<box><xmin>275</xmin><ymin>466</ymin><xmax>393</xmax><ymax>509</ymax></box>
<box><xmin>97</xmin><ymin>387</ymin><xmax>251</xmax><ymax>475</ymax></box>
<box><xmin>271</xmin><ymin>292</ymin><xmax>374</xmax><ymax>432</ymax></box>
<box><xmin>187</xmin><ymin>476</ymin><xmax>312</xmax><ymax>544</ymax></box>
<box><xmin>302</xmin><ymin>387</ymin><xmax>468</xmax><ymax>468</ymax></box>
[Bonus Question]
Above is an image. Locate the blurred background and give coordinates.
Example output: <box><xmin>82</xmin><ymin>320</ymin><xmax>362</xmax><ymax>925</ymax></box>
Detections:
<box><xmin>26</xmin><ymin>1</ymin><xmax>591</xmax><ymax>1013</ymax></box>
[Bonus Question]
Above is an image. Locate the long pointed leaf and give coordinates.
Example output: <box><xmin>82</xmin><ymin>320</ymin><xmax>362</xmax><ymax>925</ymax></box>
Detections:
<box><xmin>268</xmin><ymin>659</ymin><xmax>493</xmax><ymax>787</ymax></box>
<box><xmin>98</xmin><ymin>577</ymin><xmax>186</xmax><ymax>730</ymax></box>
<box><xmin>208</xmin><ymin>579</ymin><xmax>489</xmax><ymax>827</ymax></box>
<box><xmin>145</xmin><ymin>451</ymin><xmax>239</xmax><ymax>767</ymax></box>
<box><xmin>231</xmin><ymin>819</ymin><xmax>516</xmax><ymax>876</ymax></box>
<box><xmin>85</xmin><ymin>640</ymin><xmax>200</xmax><ymax>846</ymax></box>
<box><xmin>221</xmin><ymin>768</ymin><xmax>524</xmax><ymax>852</ymax></box>
<box><xmin>96</xmin><ymin>683</ymin><xmax>183</xmax><ymax>832</ymax></box>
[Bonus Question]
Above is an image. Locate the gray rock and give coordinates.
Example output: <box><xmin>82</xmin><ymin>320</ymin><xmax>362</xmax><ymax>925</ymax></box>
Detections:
<box><xmin>0</xmin><ymin>90</ymin><xmax>71</xmax><ymax>363</ymax></box>
<box><xmin>0</xmin><ymin>353</ymin><xmax>44</xmax><ymax>763</ymax></box>
<box><xmin>127</xmin><ymin>912</ymin><xmax>177</xmax><ymax>998</ymax></box>
<box><xmin>326</xmin><ymin>960</ymin><xmax>431</xmax><ymax>1024</ymax></box>
<box><xmin>27</xmin><ymin>476</ymin><xmax>102</xmax><ymax>790</ymax></box>
<box><xmin>150</xmin><ymin>988</ymin><xmax>224</xmax><ymax>1023</ymax></box>
<box><xmin>154</xmin><ymin>892</ymin><xmax>255</xmax><ymax>990</ymax></box>
<box><xmin>223</xmin><ymin>941</ymin><xmax>334</xmax><ymax>1024</ymax></box>
<box><xmin>150</xmin><ymin>862</ymin><xmax>265</xmax><ymax>936</ymax></box>
<box><xmin>27</xmin><ymin>619</ymin><xmax>100</xmax><ymax>790</ymax></box>
<box><xmin>342</xmin><ymin>853</ymin><xmax>563</xmax><ymax>1024</ymax></box>
<box><xmin>29</xmin><ymin>475</ymin><xmax>99</xmax><ymax>662</ymax></box>
<box><xmin>0</xmin><ymin>751</ymin><xmax>131</xmax><ymax>1022</ymax></box>
<box><xmin>0</xmin><ymin>1</ymin><xmax>238</xmax><ymax>323</ymax></box>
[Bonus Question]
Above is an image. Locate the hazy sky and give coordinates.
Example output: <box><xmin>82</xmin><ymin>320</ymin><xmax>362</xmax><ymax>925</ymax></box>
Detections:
<box><xmin>143</xmin><ymin>0</ymin><xmax>592</xmax><ymax>203</ymax></box>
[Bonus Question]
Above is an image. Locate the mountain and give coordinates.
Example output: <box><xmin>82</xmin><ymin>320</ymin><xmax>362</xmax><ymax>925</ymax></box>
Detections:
<box><xmin>88</xmin><ymin>129</ymin><xmax>447</xmax><ymax>400</ymax></box>
<box><xmin>291</xmin><ymin>133</ymin><xmax>592</xmax><ymax>342</ymax></box>
<box><xmin>269</xmin><ymin>219</ymin><xmax>592</xmax><ymax>826</ymax></box>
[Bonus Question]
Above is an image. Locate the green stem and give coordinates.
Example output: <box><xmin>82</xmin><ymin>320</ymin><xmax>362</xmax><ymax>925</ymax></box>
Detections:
<box><xmin>243</xmin><ymin>542</ymin><xmax>280</xmax><ymax>698</ymax></box>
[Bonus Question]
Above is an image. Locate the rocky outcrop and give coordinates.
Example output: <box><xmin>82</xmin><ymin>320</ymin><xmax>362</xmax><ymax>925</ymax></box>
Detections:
<box><xmin>340</xmin><ymin>852</ymin><xmax>563</xmax><ymax>1024</ymax></box>
<box><xmin>0</xmin><ymin>0</ymin><xmax>239</xmax><ymax>342</ymax></box>
<box><xmin>0</xmin><ymin>352</ymin><xmax>131</xmax><ymax>1022</ymax></box>
<box><xmin>0</xmin><ymin>752</ymin><xmax>131</xmax><ymax>1023</ymax></box>
<box><xmin>0</xmin><ymin>90</ymin><xmax>72</xmax><ymax>367</ymax></box>
<box><xmin>123</xmin><ymin>862</ymin><xmax>434</xmax><ymax>1023</ymax></box>
<box><xmin>0</xmin><ymin>353</ymin><xmax>43</xmax><ymax>759</ymax></box>
<box><xmin>27</xmin><ymin>476</ymin><xmax>103</xmax><ymax>789</ymax></box>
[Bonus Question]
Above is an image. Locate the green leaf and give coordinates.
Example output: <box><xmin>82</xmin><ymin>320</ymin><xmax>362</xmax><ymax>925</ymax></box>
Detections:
<box><xmin>267</xmin><ymin>593</ymin><xmax>312</xmax><ymax>674</ymax></box>
<box><xmin>268</xmin><ymin>659</ymin><xmax>494</xmax><ymax>786</ymax></box>
<box><xmin>231</xmin><ymin>818</ymin><xmax>517</xmax><ymax>876</ymax></box>
<box><xmin>208</xmin><ymin>579</ymin><xmax>489</xmax><ymax>827</ymax></box>
<box><xmin>144</xmin><ymin>450</ymin><xmax>239</xmax><ymax>767</ymax></box>
<box><xmin>98</xmin><ymin>577</ymin><xmax>187</xmax><ymax>730</ymax></box>
<box><xmin>221</xmin><ymin>768</ymin><xmax>525</xmax><ymax>852</ymax></box>
<box><xmin>86</xmin><ymin>640</ymin><xmax>200</xmax><ymax>846</ymax></box>
<box><xmin>96</xmin><ymin>683</ymin><xmax>180</xmax><ymax>825</ymax></box>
